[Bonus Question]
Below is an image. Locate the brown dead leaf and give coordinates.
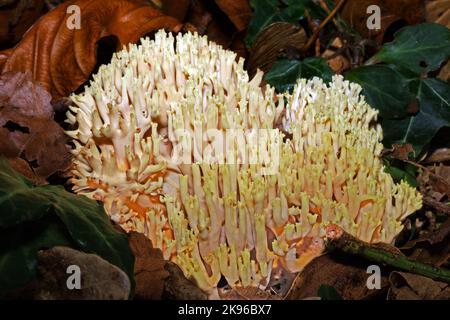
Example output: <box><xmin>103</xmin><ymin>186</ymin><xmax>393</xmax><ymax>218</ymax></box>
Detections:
<box><xmin>0</xmin><ymin>71</ymin><xmax>70</xmax><ymax>183</ymax></box>
<box><xmin>340</xmin><ymin>0</ymin><xmax>426</xmax><ymax>43</ymax></box>
<box><xmin>391</xmin><ymin>143</ymin><xmax>415</xmax><ymax>161</ymax></box>
<box><xmin>418</xmin><ymin>164</ymin><xmax>450</xmax><ymax>200</ymax></box>
<box><xmin>0</xmin><ymin>0</ymin><xmax>46</xmax><ymax>48</ymax></box>
<box><xmin>215</xmin><ymin>0</ymin><xmax>252</xmax><ymax>32</ymax></box>
<box><xmin>388</xmin><ymin>271</ymin><xmax>450</xmax><ymax>299</ymax></box>
<box><xmin>286</xmin><ymin>254</ymin><xmax>389</xmax><ymax>300</ymax></box>
<box><xmin>128</xmin><ymin>231</ymin><xmax>169</xmax><ymax>300</ymax></box>
<box><xmin>0</xmin><ymin>0</ymin><xmax>181</xmax><ymax>99</ymax></box>
<box><xmin>157</xmin><ymin>0</ymin><xmax>191</xmax><ymax>22</ymax></box>
<box><xmin>247</xmin><ymin>22</ymin><xmax>307</xmax><ymax>77</ymax></box>
<box><xmin>162</xmin><ymin>262</ymin><xmax>208</xmax><ymax>300</ymax></box>
<box><xmin>218</xmin><ymin>286</ymin><xmax>282</xmax><ymax>300</ymax></box>
<box><xmin>426</xmin><ymin>0</ymin><xmax>450</xmax><ymax>81</ymax></box>
<box><xmin>401</xmin><ymin>217</ymin><xmax>450</xmax><ymax>267</ymax></box>
<box><xmin>383</xmin><ymin>0</ymin><xmax>426</xmax><ymax>25</ymax></box>
<box><xmin>427</xmin><ymin>0</ymin><xmax>450</xmax><ymax>26</ymax></box>
<box><xmin>322</xmin><ymin>37</ymin><xmax>351</xmax><ymax>74</ymax></box>
<box><xmin>128</xmin><ymin>231</ymin><xmax>207</xmax><ymax>300</ymax></box>
<box><xmin>186</xmin><ymin>0</ymin><xmax>236</xmax><ymax>48</ymax></box>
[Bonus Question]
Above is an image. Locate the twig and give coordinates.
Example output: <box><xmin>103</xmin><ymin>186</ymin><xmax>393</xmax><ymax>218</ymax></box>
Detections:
<box><xmin>325</xmin><ymin>224</ymin><xmax>450</xmax><ymax>284</ymax></box>
<box><xmin>423</xmin><ymin>196</ymin><xmax>450</xmax><ymax>215</ymax></box>
<box><xmin>301</xmin><ymin>0</ymin><xmax>347</xmax><ymax>52</ymax></box>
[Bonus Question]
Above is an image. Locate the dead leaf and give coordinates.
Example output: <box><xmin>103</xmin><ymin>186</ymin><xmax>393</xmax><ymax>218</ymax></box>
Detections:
<box><xmin>186</xmin><ymin>0</ymin><xmax>235</xmax><ymax>48</ymax></box>
<box><xmin>162</xmin><ymin>262</ymin><xmax>208</xmax><ymax>300</ymax></box>
<box><xmin>128</xmin><ymin>232</ymin><xmax>169</xmax><ymax>300</ymax></box>
<box><xmin>390</xmin><ymin>143</ymin><xmax>415</xmax><ymax>161</ymax></box>
<box><xmin>229</xmin><ymin>30</ymin><xmax>249</xmax><ymax>59</ymax></box>
<box><xmin>286</xmin><ymin>254</ymin><xmax>389</xmax><ymax>300</ymax></box>
<box><xmin>401</xmin><ymin>217</ymin><xmax>450</xmax><ymax>267</ymax></box>
<box><xmin>426</xmin><ymin>0</ymin><xmax>450</xmax><ymax>81</ymax></box>
<box><xmin>247</xmin><ymin>22</ymin><xmax>307</xmax><ymax>77</ymax></box>
<box><xmin>388</xmin><ymin>271</ymin><xmax>450</xmax><ymax>299</ymax></box>
<box><xmin>0</xmin><ymin>71</ymin><xmax>71</xmax><ymax>183</ymax></box>
<box><xmin>340</xmin><ymin>0</ymin><xmax>426</xmax><ymax>43</ymax></box>
<box><xmin>418</xmin><ymin>164</ymin><xmax>450</xmax><ymax>200</ymax></box>
<box><xmin>0</xmin><ymin>0</ymin><xmax>46</xmax><ymax>47</ymax></box>
<box><xmin>158</xmin><ymin>0</ymin><xmax>191</xmax><ymax>22</ymax></box>
<box><xmin>214</xmin><ymin>0</ymin><xmax>252</xmax><ymax>32</ymax></box>
<box><xmin>438</xmin><ymin>60</ymin><xmax>450</xmax><ymax>81</ymax></box>
<box><xmin>128</xmin><ymin>231</ymin><xmax>207</xmax><ymax>299</ymax></box>
<box><xmin>383</xmin><ymin>0</ymin><xmax>426</xmax><ymax>25</ymax></box>
<box><xmin>426</xmin><ymin>0</ymin><xmax>450</xmax><ymax>27</ymax></box>
<box><xmin>322</xmin><ymin>37</ymin><xmax>351</xmax><ymax>74</ymax></box>
<box><xmin>340</xmin><ymin>0</ymin><xmax>406</xmax><ymax>44</ymax></box>
<box><xmin>0</xmin><ymin>0</ymin><xmax>181</xmax><ymax>99</ymax></box>
<box><xmin>218</xmin><ymin>286</ymin><xmax>282</xmax><ymax>300</ymax></box>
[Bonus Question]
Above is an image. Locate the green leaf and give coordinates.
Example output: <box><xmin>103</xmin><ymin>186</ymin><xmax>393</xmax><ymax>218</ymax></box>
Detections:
<box><xmin>265</xmin><ymin>57</ymin><xmax>334</xmax><ymax>93</ymax></box>
<box><xmin>0</xmin><ymin>216</ymin><xmax>74</xmax><ymax>296</ymax></box>
<box><xmin>372</xmin><ymin>23</ymin><xmax>450</xmax><ymax>75</ymax></box>
<box><xmin>383</xmin><ymin>78</ymin><xmax>450</xmax><ymax>155</ymax></box>
<box><xmin>246</xmin><ymin>0</ymin><xmax>307</xmax><ymax>47</ymax></box>
<box><xmin>0</xmin><ymin>161</ymin><xmax>53</xmax><ymax>228</ymax></box>
<box><xmin>383</xmin><ymin>158</ymin><xmax>418</xmax><ymax>187</ymax></box>
<box><xmin>317</xmin><ymin>285</ymin><xmax>342</xmax><ymax>300</ymax></box>
<box><xmin>0</xmin><ymin>158</ymin><xmax>135</xmax><ymax>295</ymax></box>
<box><xmin>345</xmin><ymin>65</ymin><xmax>414</xmax><ymax>119</ymax></box>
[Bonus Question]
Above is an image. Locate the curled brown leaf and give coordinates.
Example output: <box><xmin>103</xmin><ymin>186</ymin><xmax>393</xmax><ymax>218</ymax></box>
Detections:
<box><xmin>0</xmin><ymin>0</ymin><xmax>181</xmax><ymax>99</ymax></box>
<box><xmin>247</xmin><ymin>22</ymin><xmax>307</xmax><ymax>77</ymax></box>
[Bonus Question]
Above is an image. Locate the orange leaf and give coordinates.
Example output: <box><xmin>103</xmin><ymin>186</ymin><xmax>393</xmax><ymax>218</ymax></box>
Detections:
<box><xmin>0</xmin><ymin>0</ymin><xmax>181</xmax><ymax>99</ymax></box>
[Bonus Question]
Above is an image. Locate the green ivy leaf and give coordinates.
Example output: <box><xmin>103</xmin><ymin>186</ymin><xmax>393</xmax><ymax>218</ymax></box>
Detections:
<box><xmin>0</xmin><ymin>162</ymin><xmax>53</xmax><ymax>228</ymax></box>
<box><xmin>345</xmin><ymin>65</ymin><xmax>414</xmax><ymax>119</ymax></box>
<box><xmin>265</xmin><ymin>57</ymin><xmax>334</xmax><ymax>93</ymax></box>
<box><xmin>383</xmin><ymin>78</ymin><xmax>450</xmax><ymax>155</ymax></box>
<box><xmin>383</xmin><ymin>158</ymin><xmax>418</xmax><ymax>187</ymax></box>
<box><xmin>0</xmin><ymin>158</ymin><xmax>135</xmax><ymax>296</ymax></box>
<box><xmin>371</xmin><ymin>23</ymin><xmax>450</xmax><ymax>75</ymax></box>
<box><xmin>246</xmin><ymin>0</ymin><xmax>307</xmax><ymax>47</ymax></box>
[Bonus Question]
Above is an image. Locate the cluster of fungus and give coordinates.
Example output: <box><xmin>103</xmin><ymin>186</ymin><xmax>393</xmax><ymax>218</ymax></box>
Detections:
<box><xmin>66</xmin><ymin>30</ymin><xmax>422</xmax><ymax>293</ymax></box>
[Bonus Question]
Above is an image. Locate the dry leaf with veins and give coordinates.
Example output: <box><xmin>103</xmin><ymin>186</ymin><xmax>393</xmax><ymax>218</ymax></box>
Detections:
<box><xmin>0</xmin><ymin>72</ymin><xmax>70</xmax><ymax>183</ymax></box>
<box><xmin>0</xmin><ymin>0</ymin><xmax>181</xmax><ymax>99</ymax></box>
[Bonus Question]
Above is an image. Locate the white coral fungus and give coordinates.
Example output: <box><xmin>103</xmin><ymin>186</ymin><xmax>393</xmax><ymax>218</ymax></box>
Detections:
<box><xmin>66</xmin><ymin>30</ymin><xmax>422</xmax><ymax>292</ymax></box>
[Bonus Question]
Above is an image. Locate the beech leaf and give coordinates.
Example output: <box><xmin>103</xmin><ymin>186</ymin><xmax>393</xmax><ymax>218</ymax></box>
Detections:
<box><xmin>0</xmin><ymin>0</ymin><xmax>181</xmax><ymax>99</ymax></box>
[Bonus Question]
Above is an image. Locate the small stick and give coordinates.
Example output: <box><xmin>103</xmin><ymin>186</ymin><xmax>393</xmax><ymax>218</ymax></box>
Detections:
<box><xmin>302</xmin><ymin>0</ymin><xmax>347</xmax><ymax>52</ymax></box>
<box><xmin>325</xmin><ymin>224</ymin><xmax>450</xmax><ymax>284</ymax></box>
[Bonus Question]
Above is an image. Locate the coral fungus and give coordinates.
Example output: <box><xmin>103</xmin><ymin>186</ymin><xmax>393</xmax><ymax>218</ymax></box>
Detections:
<box><xmin>66</xmin><ymin>30</ymin><xmax>422</xmax><ymax>292</ymax></box>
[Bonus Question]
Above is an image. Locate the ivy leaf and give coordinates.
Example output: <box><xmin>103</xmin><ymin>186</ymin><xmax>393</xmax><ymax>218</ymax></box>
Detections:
<box><xmin>383</xmin><ymin>78</ymin><xmax>450</xmax><ymax>155</ymax></box>
<box><xmin>246</xmin><ymin>0</ymin><xmax>308</xmax><ymax>47</ymax></box>
<box><xmin>0</xmin><ymin>158</ymin><xmax>135</xmax><ymax>296</ymax></box>
<box><xmin>383</xmin><ymin>158</ymin><xmax>418</xmax><ymax>187</ymax></box>
<box><xmin>265</xmin><ymin>57</ymin><xmax>334</xmax><ymax>93</ymax></box>
<box><xmin>371</xmin><ymin>23</ymin><xmax>450</xmax><ymax>75</ymax></box>
<box><xmin>345</xmin><ymin>65</ymin><xmax>414</xmax><ymax>119</ymax></box>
